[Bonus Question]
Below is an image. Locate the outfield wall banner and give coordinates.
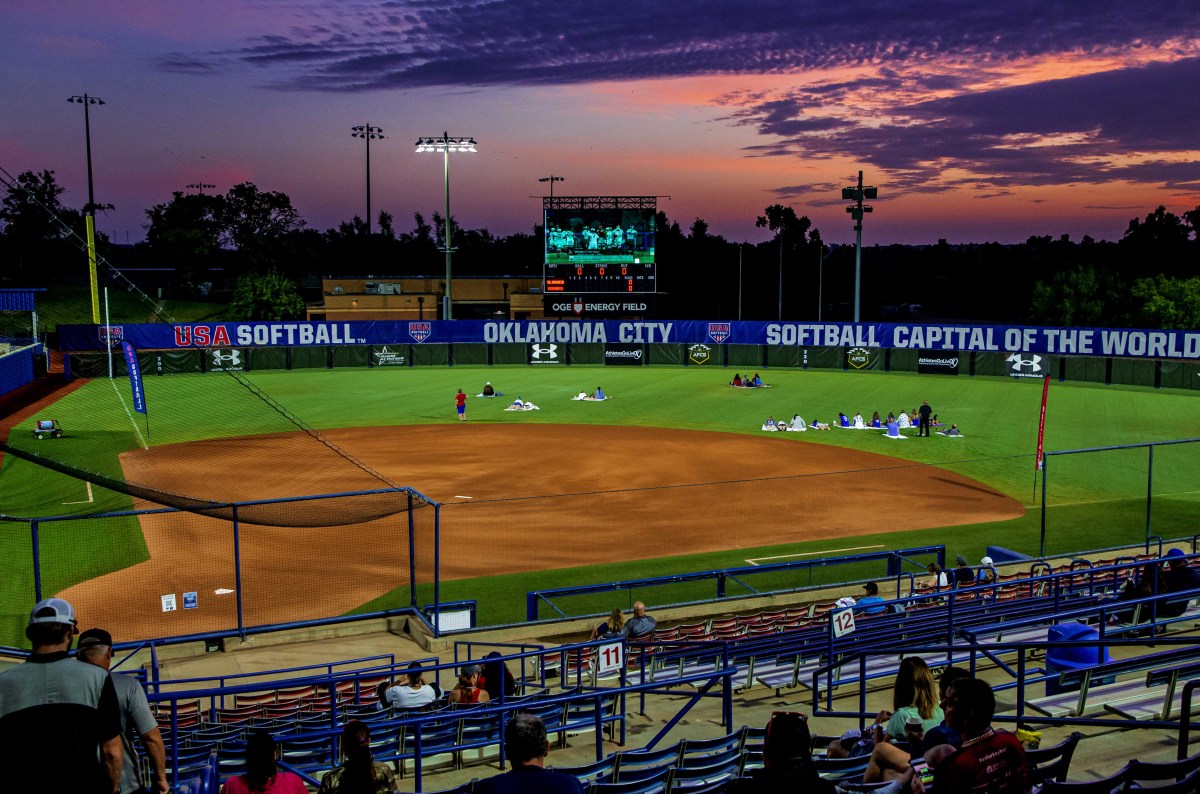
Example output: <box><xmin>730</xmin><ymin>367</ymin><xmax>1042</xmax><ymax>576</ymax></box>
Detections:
<box><xmin>59</xmin><ymin>321</ymin><xmax>1200</xmax><ymax>361</ymax></box>
<box><xmin>917</xmin><ymin>350</ymin><xmax>960</xmax><ymax>375</ymax></box>
<box><xmin>528</xmin><ymin>343</ymin><xmax>563</xmax><ymax>365</ymax></box>
<box><xmin>604</xmin><ymin>343</ymin><xmax>644</xmax><ymax>365</ymax></box>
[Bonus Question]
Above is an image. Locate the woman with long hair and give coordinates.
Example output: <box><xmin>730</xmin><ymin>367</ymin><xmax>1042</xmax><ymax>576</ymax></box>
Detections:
<box><xmin>590</xmin><ymin>608</ymin><xmax>625</xmax><ymax>640</ymax></box>
<box><xmin>727</xmin><ymin>711</ymin><xmax>836</xmax><ymax>793</ymax></box>
<box><xmin>877</xmin><ymin>656</ymin><xmax>944</xmax><ymax>742</ymax></box>
<box><xmin>317</xmin><ymin>720</ymin><xmax>397</xmax><ymax>794</ymax></box>
<box><xmin>479</xmin><ymin>651</ymin><xmax>517</xmax><ymax>701</ymax></box>
<box><xmin>221</xmin><ymin>731</ymin><xmax>306</xmax><ymax>794</ymax></box>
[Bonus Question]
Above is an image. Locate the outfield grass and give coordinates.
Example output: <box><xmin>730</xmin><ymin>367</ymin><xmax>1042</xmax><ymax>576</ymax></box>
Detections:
<box><xmin>2</xmin><ymin>365</ymin><xmax>1199</xmax><ymax>637</ymax></box>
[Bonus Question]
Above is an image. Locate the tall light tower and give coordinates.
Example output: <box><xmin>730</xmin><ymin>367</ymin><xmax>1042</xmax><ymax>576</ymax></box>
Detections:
<box><xmin>351</xmin><ymin>123</ymin><xmax>384</xmax><ymax>233</ymax></box>
<box><xmin>842</xmin><ymin>170</ymin><xmax>878</xmax><ymax>323</ymax></box>
<box><xmin>68</xmin><ymin>93</ymin><xmax>105</xmax><ymax>324</ymax></box>
<box><xmin>538</xmin><ymin>175</ymin><xmax>564</xmax><ymax>198</ymax></box>
<box><xmin>415</xmin><ymin>132</ymin><xmax>477</xmax><ymax>320</ymax></box>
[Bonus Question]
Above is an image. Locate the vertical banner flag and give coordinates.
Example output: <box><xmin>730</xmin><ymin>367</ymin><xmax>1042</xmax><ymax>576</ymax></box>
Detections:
<box><xmin>121</xmin><ymin>341</ymin><xmax>147</xmax><ymax>414</ymax></box>
<box><xmin>1035</xmin><ymin>374</ymin><xmax>1050</xmax><ymax>470</ymax></box>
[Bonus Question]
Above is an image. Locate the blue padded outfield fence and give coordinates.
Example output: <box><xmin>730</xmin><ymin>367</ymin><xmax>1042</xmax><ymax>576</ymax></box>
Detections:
<box><xmin>526</xmin><ymin>545</ymin><xmax>946</xmax><ymax>622</ymax></box>
<box><xmin>0</xmin><ymin>487</ymin><xmax>439</xmax><ymax>648</ymax></box>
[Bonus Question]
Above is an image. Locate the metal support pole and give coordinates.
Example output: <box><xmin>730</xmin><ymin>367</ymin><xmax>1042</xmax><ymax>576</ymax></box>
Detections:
<box><xmin>443</xmin><ymin>134</ymin><xmax>453</xmax><ymax>320</ymax></box>
<box><xmin>31</xmin><ymin>519</ymin><xmax>42</xmax><ymax>601</ymax></box>
<box><xmin>777</xmin><ymin>230</ymin><xmax>784</xmax><ymax>322</ymax></box>
<box><xmin>737</xmin><ymin>246</ymin><xmax>743</xmax><ymax>321</ymax></box>
<box><xmin>1146</xmin><ymin>445</ymin><xmax>1155</xmax><ymax>544</ymax></box>
<box><xmin>365</xmin><ymin>129</ymin><xmax>372</xmax><ymax>234</ymax></box>
<box><xmin>853</xmin><ymin>171</ymin><xmax>863</xmax><ymax>323</ymax></box>
<box><xmin>232</xmin><ymin>505</ymin><xmax>245</xmax><ymax>639</ymax></box>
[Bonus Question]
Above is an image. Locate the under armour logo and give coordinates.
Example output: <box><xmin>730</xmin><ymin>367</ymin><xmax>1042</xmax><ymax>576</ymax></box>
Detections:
<box><xmin>530</xmin><ymin>344</ymin><xmax>558</xmax><ymax>360</ymax></box>
<box><xmin>212</xmin><ymin>349</ymin><xmax>242</xmax><ymax>366</ymax></box>
<box><xmin>1006</xmin><ymin>353</ymin><xmax>1041</xmax><ymax>372</ymax></box>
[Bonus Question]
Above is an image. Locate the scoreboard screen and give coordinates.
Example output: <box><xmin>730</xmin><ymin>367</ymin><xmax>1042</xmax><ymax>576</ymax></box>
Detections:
<box><xmin>544</xmin><ymin>204</ymin><xmax>656</xmax><ymax>294</ymax></box>
<box><xmin>544</xmin><ymin>207</ymin><xmax>655</xmax><ymax>265</ymax></box>
<box><xmin>544</xmin><ymin>262</ymin><xmax>656</xmax><ymax>294</ymax></box>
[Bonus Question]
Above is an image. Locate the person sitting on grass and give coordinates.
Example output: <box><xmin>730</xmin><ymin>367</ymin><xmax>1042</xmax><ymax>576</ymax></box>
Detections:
<box><xmin>482</xmin><ymin>381</ymin><xmax>496</xmax><ymax>397</ymax></box>
<box><xmin>731</xmin><ymin>373</ymin><xmax>743</xmax><ymax>387</ymax></box>
<box><xmin>790</xmin><ymin>414</ymin><xmax>807</xmax><ymax>431</ymax></box>
<box><xmin>594</xmin><ymin>386</ymin><xmax>606</xmax><ymax>400</ymax></box>
<box><xmin>810</xmin><ymin>418</ymin><xmax>831</xmax><ymax>430</ymax></box>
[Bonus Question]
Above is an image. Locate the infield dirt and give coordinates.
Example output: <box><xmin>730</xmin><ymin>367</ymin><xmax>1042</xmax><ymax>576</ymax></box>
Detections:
<box><xmin>58</xmin><ymin>425</ymin><xmax>1023</xmax><ymax>639</ymax></box>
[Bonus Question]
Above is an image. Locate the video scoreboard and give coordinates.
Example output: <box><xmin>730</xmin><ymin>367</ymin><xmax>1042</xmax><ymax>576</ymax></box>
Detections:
<box><xmin>543</xmin><ymin>198</ymin><xmax>657</xmax><ymax>295</ymax></box>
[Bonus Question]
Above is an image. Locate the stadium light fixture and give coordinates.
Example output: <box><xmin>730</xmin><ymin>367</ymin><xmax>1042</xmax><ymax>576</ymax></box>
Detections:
<box><xmin>841</xmin><ymin>170</ymin><xmax>878</xmax><ymax>323</ymax></box>
<box><xmin>351</xmin><ymin>123</ymin><xmax>384</xmax><ymax>234</ymax></box>
<box><xmin>415</xmin><ymin>131</ymin><xmax>478</xmax><ymax>320</ymax></box>
<box><xmin>538</xmin><ymin>175</ymin><xmax>564</xmax><ymax>199</ymax></box>
<box><xmin>68</xmin><ymin>93</ymin><xmax>105</xmax><ymax>324</ymax></box>
<box><xmin>185</xmin><ymin>183</ymin><xmax>215</xmax><ymax>194</ymax></box>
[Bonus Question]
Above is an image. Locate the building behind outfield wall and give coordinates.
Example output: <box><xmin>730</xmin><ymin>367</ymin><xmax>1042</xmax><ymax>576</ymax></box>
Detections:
<box><xmin>310</xmin><ymin>277</ymin><xmax>549</xmax><ymax>322</ymax></box>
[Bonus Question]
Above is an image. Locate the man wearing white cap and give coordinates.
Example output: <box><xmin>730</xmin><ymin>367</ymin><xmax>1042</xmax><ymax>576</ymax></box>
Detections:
<box><xmin>976</xmin><ymin>557</ymin><xmax>997</xmax><ymax>585</ymax></box>
<box><xmin>0</xmin><ymin>597</ymin><xmax>123</xmax><ymax>793</ymax></box>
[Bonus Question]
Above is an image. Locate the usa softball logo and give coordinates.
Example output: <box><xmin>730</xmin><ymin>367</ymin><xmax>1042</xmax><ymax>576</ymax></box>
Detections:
<box><xmin>707</xmin><ymin>323</ymin><xmax>730</xmax><ymax>343</ymax></box>
<box><xmin>408</xmin><ymin>322</ymin><xmax>431</xmax><ymax>342</ymax></box>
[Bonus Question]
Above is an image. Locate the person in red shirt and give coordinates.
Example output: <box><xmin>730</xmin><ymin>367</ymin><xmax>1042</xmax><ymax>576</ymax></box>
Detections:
<box><xmin>455</xmin><ymin>389</ymin><xmax>468</xmax><ymax>421</ymax></box>
<box><xmin>918</xmin><ymin>677</ymin><xmax>1029</xmax><ymax>794</ymax></box>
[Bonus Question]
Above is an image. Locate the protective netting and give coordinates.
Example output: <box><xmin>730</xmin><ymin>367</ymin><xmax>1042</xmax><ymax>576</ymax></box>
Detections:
<box><xmin>0</xmin><ymin>488</ymin><xmax>436</xmax><ymax>646</ymax></box>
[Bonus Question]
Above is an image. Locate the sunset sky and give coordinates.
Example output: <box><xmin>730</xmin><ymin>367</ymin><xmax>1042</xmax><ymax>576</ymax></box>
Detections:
<box><xmin>2</xmin><ymin>1</ymin><xmax>1199</xmax><ymax>246</ymax></box>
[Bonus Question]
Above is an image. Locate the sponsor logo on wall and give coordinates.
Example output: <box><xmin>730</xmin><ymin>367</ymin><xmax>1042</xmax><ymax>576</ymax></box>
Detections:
<box><xmin>528</xmin><ymin>343</ymin><xmax>562</xmax><ymax>365</ymax></box>
<box><xmin>99</xmin><ymin>325</ymin><xmax>124</xmax><ymax>347</ymax></box>
<box><xmin>604</xmin><ymin>344</ymin><xmax>644</xmax><ymax>365</ymax></box>
<box><xmin>408</xmin><ymin>322</ymin><xmax>431</xmax><ymax>343</ymax></box>
<box><xmin>918</xmin><ymin>349</ymin><xmax>960</xmax><ymax>375</ymax></box>
<box><xmin>688</xmin><ymin>344</ymin><xmax>712</xmax><ymax>365</ymax></box>
<box><xmin>846</xmin><ymin>347</ymin><xmax>872</xmax><ymax>369</ymax></box>
<box><xmin>1006</xmin><ymin>352</ymin><xmax>1044</xmax><ymax>378</ymax></box>
<box><xmin>708</xmin><ymin>323</ymin><xmax>731</xmax><ymax>343</ymax></box>
<box><xmin>373</xmin><ymin>346</ymin><xmax>407</xmax><ymax>366</ymax></box>
<box><xmin>210</xmin><ymin>348</ymin><xmax>244</xmax><ymax>372</ymax></box>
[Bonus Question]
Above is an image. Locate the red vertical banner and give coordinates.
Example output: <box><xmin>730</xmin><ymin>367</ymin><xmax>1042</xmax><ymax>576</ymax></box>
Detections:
<box><xmin>1035</xmin><ymin>375</ymin><xmax>1051</xmax><ymax>470</ymax></box>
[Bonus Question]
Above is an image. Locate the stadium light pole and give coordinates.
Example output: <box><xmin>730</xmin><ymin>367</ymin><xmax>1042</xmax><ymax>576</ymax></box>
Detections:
<box><xmin>538</xmin><ymin>175</ymin><xmax>564</xmax><ymax>198</ymax></box>
<box><xmin>68</xmin><ymin>93</ymin><xmax>104</xmax><ymax>324</ymax></box>
<box><xmin>416</xmin><ymin>132</ymin><xmax>477</xmax><ymax>320</ymax></box>
<box><xmin>185</xmin><ymin>182</ymin><xmax>215</xmax><ymax>194</ymax></box>
<box><xmin>841</xmin><ymin>170</ymin><xmax>878</xmax><ymax>323</ymax></box>
<box><xmin>351</xmin><ymin>123</ymin><xmax>384</xmax><ymax>234</ymax></box>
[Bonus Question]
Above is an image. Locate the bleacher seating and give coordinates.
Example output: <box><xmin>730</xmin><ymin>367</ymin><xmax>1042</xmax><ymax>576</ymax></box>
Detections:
<box><xmin>128</xmin><ymin>550</ymin><xmax>1200</xmax><ymax>792</ymax></box>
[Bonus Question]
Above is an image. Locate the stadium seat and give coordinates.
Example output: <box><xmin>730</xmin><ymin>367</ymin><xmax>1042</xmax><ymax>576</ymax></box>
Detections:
<box><xmin>1122</xmin><ymin>751</ymin><xmax>1200</xmax><ymax>789</ymax></box>
<box><xmin>1026</xmin><ymin>731</ymin><xmax>1082</xmax><ymax>787</ymax></box>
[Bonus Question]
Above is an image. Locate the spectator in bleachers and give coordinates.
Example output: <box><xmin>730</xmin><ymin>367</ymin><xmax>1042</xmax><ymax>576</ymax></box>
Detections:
<box><xmin>856</xmin><ymin>582</ymin><xmax>887</xmax><ymax>615</ymax></box>
<box><xmin>591</xmin><ymin>608</ymin><xmax>625</xmax><ymax>640</ymax></box>
<box><xmin>448</xmin><ymin>664</ymin><xmax>491</xmax><ymax>704</ymax></box>
<box><xmin>221</xmin><ymin>730</ymin><xmax>307</xmax><ymax>794</ymax></box>
<box><xmin>480</xmin><ymin>651</ymin><xmax>518</xmax><ymax>701</ymax></box>
<box><xmin>727</xmin><ymin>711</ymin><xmax>838</xmax><ymax>793</ymax></box>
<box><xmin>477</xmin><ymin>711</ymin><xmax>583</xmax><ymax>793</ymax></box>
<box><xmin>381</xmin><ymin>662</ymin><xmax>440</xmax><ymax>711</ymax></box>
<box><xmin>826</xmin><ymin>727</ymin><xmax>874</xmax><ymax>760</ymax></box>
<box><xmin>952</xmin><ymin>556</ymin><xmax>974</xmax><ymax>586</ymax></box>
<box><xmin>975</xmin><ymin>557</ymin><xmax>996</xmax><ymax>585</ymax></box>
<box><xmin>863</xmin><ymin>666</ymin><xmax>970</xmax><ymax>783</ymax></box>
<box><xmin>0</xmin><ymin>597</ymin><xmax>123</xmax><ymax>794</ymax></box>
<box><xmin>1111</xmin><ymin>563</ymin><xmax>1163</xmax><ymax>624</ymax></box>
<box><xmin>921</xmin><ymin>562</ymin><xmax>949</xmax><ymax>591</ymax></box>
<box><xmin>922</xmin><ymin>677</ymin><xmax>1028</xmax><ymax>793</ymax></box>
<box><xmin>317</xmin><ymin>720</ymin><xmax>398</xmax><ymax>794</ymax></box>
<box><xmin>873</xmin><ymin>657</ymin><xmax>943</xmax><ymax>746</ymax></box>
<box><xmin>621</xmin><ymin>601</ymin><xmax>657</xmax><ymax>639</ymax></box>
<box><xmin>77</xmin><ymin>627</ymin><xmax>169</xmax><ymax>794</ymax></box>
<box><xmin>1163</xmin><ymin>548</ymin><xmax>1200</xmax><ymax>596</ymax></box>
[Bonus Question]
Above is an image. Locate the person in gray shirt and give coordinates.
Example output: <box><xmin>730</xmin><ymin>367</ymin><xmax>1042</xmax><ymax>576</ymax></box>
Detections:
<box><xmin>78</xmin><ymin>628</ymin><xmax>168</xmax><ymax>794</ymax></box>
<box><xmin>621</xmin><ymin>601</ymin><xmax>657</xmax><ymax>639</ymax></box>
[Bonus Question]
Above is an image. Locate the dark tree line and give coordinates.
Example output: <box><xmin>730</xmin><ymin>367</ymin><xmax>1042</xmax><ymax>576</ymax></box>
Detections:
<box><xmin>2</xmin><ymin>169</ymin><xmax>1198</xmax><ymax>326</ymax></box>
